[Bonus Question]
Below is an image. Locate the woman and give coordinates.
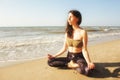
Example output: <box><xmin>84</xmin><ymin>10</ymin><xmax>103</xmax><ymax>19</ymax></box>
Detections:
<box><xmin>47</xmin><ymin>10</ymin><xmax>95</xmax><ymax>75</ymax></box>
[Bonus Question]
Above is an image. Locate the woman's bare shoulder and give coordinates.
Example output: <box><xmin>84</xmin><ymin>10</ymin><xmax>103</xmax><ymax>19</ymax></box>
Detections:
<box><xmin>79</xmin><ymin>28</ymin><xmax>87</xmax><ymax>37</ymax></box>
<box><xmin>79</xmin><ymin>27</ymin><xmax>87</xmax><ymax>34</ymax></box>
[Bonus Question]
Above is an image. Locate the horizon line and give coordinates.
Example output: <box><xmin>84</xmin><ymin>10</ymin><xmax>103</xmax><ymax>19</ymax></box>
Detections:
<box><xmin>0</xmin><ymin>25</ymin><xmax>120</xmax><ymax>27</ymax></box>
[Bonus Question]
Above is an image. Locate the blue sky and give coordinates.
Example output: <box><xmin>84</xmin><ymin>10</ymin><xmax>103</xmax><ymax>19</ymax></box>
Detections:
<box><xmin>0</xmin><ymin>0</ymin><xmax>120</xmax><ymax>26</ymax></box>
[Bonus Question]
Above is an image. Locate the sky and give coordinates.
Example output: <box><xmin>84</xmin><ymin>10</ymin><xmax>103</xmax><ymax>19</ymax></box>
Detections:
<box><xmin>0</xmin><ymin>0</ymin><xmax>120</xmax><ymax>27</ymax></box>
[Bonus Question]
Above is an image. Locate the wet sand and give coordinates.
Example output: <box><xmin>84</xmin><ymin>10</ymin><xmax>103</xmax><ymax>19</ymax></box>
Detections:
<box><xmin>0</xmin><ymin>39</ymin><xmax>120</xmax><ymax>80</ymax></box>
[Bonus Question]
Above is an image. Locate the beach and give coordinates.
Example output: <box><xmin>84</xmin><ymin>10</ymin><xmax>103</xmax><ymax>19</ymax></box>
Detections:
<box><xmin>1</xmin><ymin>0</ymin><xmax>120</xmax><ymax>79</ymax></box>
<box><xmin>0</xmin><ymin>39</ymin><xmax>119</xmax><ymax>80</ymax></box>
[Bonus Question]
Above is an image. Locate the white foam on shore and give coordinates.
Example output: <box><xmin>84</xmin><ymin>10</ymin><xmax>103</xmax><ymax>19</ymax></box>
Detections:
<box><xmin>0</xmin><ymin>32</ymin><xmax>120</xmax><ymax>61</ymax></box>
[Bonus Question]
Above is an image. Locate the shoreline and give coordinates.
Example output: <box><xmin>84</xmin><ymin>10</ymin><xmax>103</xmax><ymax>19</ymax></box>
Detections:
<box><xmin>0</xmin><ymin>39</ymin><xmax>120</xmax><ymax>80</ymax></box>
<box><xmin>88</xmin><ymin>33</ymin><xmax>120</xmax><ymax>45</ymax></box>
<box><xmin>0</xmin><ymin>37</ymin><xmax>120</xmax><ymax>68</ymax></box>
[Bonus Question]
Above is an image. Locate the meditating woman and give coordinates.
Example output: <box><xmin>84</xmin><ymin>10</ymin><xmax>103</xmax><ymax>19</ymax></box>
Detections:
<box><xmin>47</xmin><ymin>10</ymin><xmax>95</xmax><ymax>75</ymax></box>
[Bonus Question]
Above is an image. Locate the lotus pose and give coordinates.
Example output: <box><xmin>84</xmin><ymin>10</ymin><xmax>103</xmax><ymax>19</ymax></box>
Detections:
<box><xmin>47</xmin><ymin>10</ymin><xmax>95</xmax><ymax>75</ymax></box>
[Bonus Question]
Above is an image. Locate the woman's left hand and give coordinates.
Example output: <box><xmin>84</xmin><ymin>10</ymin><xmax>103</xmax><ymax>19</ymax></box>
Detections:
<box><xmin>88</xmin><ymin>62</ymin><xmax>95</xmax><ymax>70</ymax></box>
<box><xmin>47</xmin><ymin>54</ymin><xmax>55</xmax><ymax>60</ymax></box>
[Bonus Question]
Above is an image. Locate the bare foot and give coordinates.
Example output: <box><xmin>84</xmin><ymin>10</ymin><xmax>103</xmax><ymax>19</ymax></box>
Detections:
<box><xmin>68</xmin><ymin>60</ymin><xmax>79</xmax><ymax>68</ymax></box>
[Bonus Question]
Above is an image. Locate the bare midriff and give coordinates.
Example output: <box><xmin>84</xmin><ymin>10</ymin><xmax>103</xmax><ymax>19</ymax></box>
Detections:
<box><xmin>68</xmin><ymin>46</ymin><xmax>82</xmax><ymax>53</ymax></box>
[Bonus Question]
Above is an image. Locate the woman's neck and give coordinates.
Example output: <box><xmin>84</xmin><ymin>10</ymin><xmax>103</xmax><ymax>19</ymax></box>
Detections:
<box><xmin>72</xmin><ymin>24</ymin><xmax>79</xmax><ymax>30</ymax></box>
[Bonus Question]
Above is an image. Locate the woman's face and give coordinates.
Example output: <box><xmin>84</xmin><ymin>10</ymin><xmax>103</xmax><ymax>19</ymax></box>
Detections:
<box><xmin>67</xmin><ymin>13</ymin><xmax>78</xmax><ymax>25</ymax></box>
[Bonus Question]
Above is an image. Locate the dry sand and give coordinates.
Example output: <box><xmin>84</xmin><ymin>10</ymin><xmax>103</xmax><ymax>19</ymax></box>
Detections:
<box><xmin>0</xmin><ymin>39</ymin><xmax>120</xmax><ymax>80</ymax></box>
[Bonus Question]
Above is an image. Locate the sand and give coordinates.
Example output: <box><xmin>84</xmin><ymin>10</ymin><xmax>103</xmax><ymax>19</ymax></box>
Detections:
<box><xmin>0</xmin><ymin>39</ymin><xmax>120</xmax><ymax>80</ymax></box>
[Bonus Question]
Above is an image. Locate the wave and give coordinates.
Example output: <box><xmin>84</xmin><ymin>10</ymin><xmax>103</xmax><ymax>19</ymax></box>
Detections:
<box><xmin>0</xmin><ymin>35</ymin><xmax>64</xmax><ymax>48</ymax></box>
<box><xmin>0</xmin><ymin>32</ymin><xmax>119</xmax><ymax>48</ymax></box>
<box><xmin>89</xmin><ymin>32</ymin><xmax>120</xmax><ymax>39</ymax></box>
<box><xmin>84</xmin><ymin>26</ymin><xmax>120</xmax><ymax>32</ymax></box>
<box><xmin>0</xmin><ymin>39</ymin><xmax>56</xmax><ymax>48</ymax></box>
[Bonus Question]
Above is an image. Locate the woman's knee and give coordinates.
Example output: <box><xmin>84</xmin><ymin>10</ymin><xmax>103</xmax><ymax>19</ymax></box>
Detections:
<box><xmin>47</xmin><ymin>59</ymin><xmax>67</xmax><ymax>67</ymax></box>
<box><xmin>47</xmin><ymin>59</ymin><xmax>55</xmax><ymax>67</ymax></box>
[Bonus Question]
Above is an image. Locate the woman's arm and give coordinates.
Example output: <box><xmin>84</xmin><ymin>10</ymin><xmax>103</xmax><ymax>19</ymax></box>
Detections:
<box><xmin>48</xmin><ymin>34</ymin><xmax>68</xmax><ymax>58</ymax></box>
<box><xmin>82</xmin><ymin>30</ymin><xmax>95</xmax><ymax>69</ymax></box>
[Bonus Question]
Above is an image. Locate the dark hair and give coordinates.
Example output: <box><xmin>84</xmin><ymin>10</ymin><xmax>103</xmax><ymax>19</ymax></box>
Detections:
<box><xmin>65</xmin><ymin>10</ymin><xmax>82</xmax><ymax>38</ymax></box>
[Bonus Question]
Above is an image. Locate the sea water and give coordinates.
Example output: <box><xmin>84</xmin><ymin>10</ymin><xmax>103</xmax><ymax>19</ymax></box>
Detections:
<box><xmin>0</xmin><ymin>26</ymin><xmax>120</xmax><ymax>61</ymax></box>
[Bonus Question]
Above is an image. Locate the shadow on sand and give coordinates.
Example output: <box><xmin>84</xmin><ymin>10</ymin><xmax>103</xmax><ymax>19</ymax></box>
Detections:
<box><xmin>88</xmin><ymin>62</ymin><xmax>120</xmax><ymax>78</ymax></box>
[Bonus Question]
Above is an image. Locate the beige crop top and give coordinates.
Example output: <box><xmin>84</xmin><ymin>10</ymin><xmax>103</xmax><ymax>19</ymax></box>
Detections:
<box><xmin>66</xmin><ymin>37</ymin><xmax>83</xmax><ymax>48</ymax></box>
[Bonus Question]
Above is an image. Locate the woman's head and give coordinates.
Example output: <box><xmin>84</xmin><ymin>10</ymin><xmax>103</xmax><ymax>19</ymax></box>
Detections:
<box><xmin>66</xmin><ymin>10</ymin><xmax>82</xmax><ymax>38</ymax></box>
<box><xmin>67</xmin><ymin>10</ymin><xmax>82</xmax><ymax>25</ymax></box>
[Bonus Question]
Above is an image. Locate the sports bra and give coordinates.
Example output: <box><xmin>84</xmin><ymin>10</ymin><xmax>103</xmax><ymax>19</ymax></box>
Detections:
<box><xmin>66</xmin><ymin>37</ymin><xmax>83</xmax><ymax>48</ymax></box>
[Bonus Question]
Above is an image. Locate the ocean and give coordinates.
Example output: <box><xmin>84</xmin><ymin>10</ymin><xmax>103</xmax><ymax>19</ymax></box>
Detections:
<box><xmin>0</xmin><ymin>26</ymin><xmax>120</xmax><ymax>62</ymax></box>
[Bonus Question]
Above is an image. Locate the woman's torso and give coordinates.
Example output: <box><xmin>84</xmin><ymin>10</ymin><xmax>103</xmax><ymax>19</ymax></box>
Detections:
<box><xmin>66</xmin><ymin>29</ymin><xmax>83</xmax><ymax>53</ymax></box>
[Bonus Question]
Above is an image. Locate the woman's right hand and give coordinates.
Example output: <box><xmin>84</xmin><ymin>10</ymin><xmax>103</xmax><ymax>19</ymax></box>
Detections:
<box><xmin>88</xmin><ymin>62</ymin><xmax>95</xmax><ymax>70</ymax></box>
<box><xmin>47</xmin><ymin>54</ymin><xmax>55</xmax><ymax>59</ymax></box>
